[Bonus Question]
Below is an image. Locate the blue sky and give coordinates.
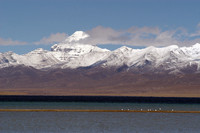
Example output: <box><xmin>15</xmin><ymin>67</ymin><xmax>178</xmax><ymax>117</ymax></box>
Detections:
<box><xmin>0</xmin><ymin>0</ymin><xmax>200</xmax><ymax>54</ymax></box>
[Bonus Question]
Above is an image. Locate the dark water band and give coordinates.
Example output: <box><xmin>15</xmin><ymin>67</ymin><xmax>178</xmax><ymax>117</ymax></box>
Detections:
<box><xmin>1</xmin><ymin>95</ymin><xmax>200</xmax><ymax>103</ymax></box>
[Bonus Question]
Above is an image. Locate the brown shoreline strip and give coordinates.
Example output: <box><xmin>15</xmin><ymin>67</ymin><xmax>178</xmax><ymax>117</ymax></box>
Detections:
<box><xmin>0</xmin><ymin>109</ymin><xmax>200</xmax><ymax>113</ymax></box>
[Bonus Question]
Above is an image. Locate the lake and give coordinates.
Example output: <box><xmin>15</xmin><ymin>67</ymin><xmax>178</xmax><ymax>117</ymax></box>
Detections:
<box><xmin>0</xmin><ymin>101</ymin><xmax>200</xmax><ymax>133</ymax></box>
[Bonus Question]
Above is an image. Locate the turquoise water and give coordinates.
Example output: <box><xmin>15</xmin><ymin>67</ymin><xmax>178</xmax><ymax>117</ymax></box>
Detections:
<box><xmin>1</xmin><ymin>102</ymin><xmax>200</xmax><ymax>133</ymax></box>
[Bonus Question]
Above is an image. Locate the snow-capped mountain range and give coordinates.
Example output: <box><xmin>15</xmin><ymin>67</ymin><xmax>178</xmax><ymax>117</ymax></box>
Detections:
<box><xmin>1</xmin><ymin>31</ymin><xmax>200</xmax><ymax>74</ymax></box>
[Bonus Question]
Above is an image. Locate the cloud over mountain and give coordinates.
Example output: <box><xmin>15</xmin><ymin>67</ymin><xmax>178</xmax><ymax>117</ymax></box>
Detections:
<box><xmin>190</xmin><ymin>23</ymin><xmax>200</xmax><ymax>37</ymax></box>
<box><xmin>77</xmin><ymin>24</ymin><xmax>200</xmax><ymax>47</ymax></box>
<box><xmin>0</xmin><ymin>38</ymin><xmax>27</xmax><ymax>46</ymax></box>
<box><xmin>34</xmin><ymin>33</ymin><xmax>68</xmax><ymax>45</ymax></box>
<box><xmin>2</xmin><ymin>24</ymin><xmax>200</xmax><ymax>47</ymax></box>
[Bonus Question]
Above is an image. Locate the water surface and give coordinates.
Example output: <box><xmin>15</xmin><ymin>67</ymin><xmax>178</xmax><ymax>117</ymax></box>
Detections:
<box><xmin>1</xmin><ymin>102</ymin><xmax>200</xmax><ymax>133</ymax></box>
<box><xmin>1</xmin><ymin>112</ymin><xmax>200</xmax><ymax>133</ymax></box>
<box><xmin>1</xmin><ymin>101</ymin><xmax>200</xmax><ymax>111</ymax></box>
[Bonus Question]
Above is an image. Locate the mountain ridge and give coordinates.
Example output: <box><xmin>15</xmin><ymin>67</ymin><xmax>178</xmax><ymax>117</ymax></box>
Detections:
<box><xmin>0</xmin><ymin>31</ymin><xmax>200</xmax><ymax>74</ymax></box>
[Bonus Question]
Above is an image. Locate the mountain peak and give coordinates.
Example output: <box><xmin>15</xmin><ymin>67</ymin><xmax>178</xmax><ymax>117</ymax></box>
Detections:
<box><xmin>180</xmin><ymin>43</ymin><xmax>200</xmax><ymax>57</ymax></box>
<box><xmin>117</xmin><ymin>46</ymin><xmax>133</xmax><ymax>51</ymax></box>
<box><xmin>166</xmin><ymin>45</ymin><xmax>179</xmax><ymax>49</ymax></box>
<box><xmin>64</xmin><ymin>31</ymin><xmax>89</xmax><ymax>43</ymax></box>
<box><xmin>51</xmin><ymin>31</ymin><xmax>91</xmax><ymax>52</ymax></box>
<box><xmin>192</xmin><ymin>43</ymin><xmax>200</xmax><ymax>48</ymax></box>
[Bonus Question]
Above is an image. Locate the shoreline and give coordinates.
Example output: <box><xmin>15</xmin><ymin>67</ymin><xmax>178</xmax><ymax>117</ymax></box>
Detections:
<box><xmin>0</xmin><ymin>95</ymin><xmax>200</xmax><ymax>103</ymax></box>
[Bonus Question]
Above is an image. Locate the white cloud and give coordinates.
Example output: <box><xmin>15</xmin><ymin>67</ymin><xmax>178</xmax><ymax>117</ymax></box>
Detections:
<box><xmin>190</xmin><ymin>23</ymin><xmax>200</xmax><ymax>37</ymax></box>
<box><xmin>34</xmin><ymin>32</ymin><xmax>68</xmax><ymax>45</ymax></box>
<box><xmin>190</xmin><ymin>31</ymin><xmax>200</xmax><ymax>37</ymax></box>
<box><xmin>0</xmin><ymin>38</ymin><xmax>27</xmax><ymax>46</ymax></box>
<box><xmin>82</xmin><ymin>26</ymin><xmax>122</xmax><ymax>45</ymax></box>
<box><xmin>197</xmin><ymin>23</ymin><xmax>200</xmax><ymax>28</ymax></box>
<box><xmin>3</xmin><ymin>24</ymin><xmax>198</xmax><ymax>47</ymax></box>
<box><xmin>77</xmin><ymin>24</ymin><xmax>200</xmax><ymax>47</ymax></box>
<box><xmin>81</xmin><ymin>26</ymin><xmax>187</xmax><ymax>47</ymax></box>
<box><xmin>181</xmin><ymin>38</ymin><xmax>200</xmax><ymax>46</ymax></box>
<box><xmin>127</xmin><ymin>26</ymin><xmax>160</xmax><ymax>35</ymax></box>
